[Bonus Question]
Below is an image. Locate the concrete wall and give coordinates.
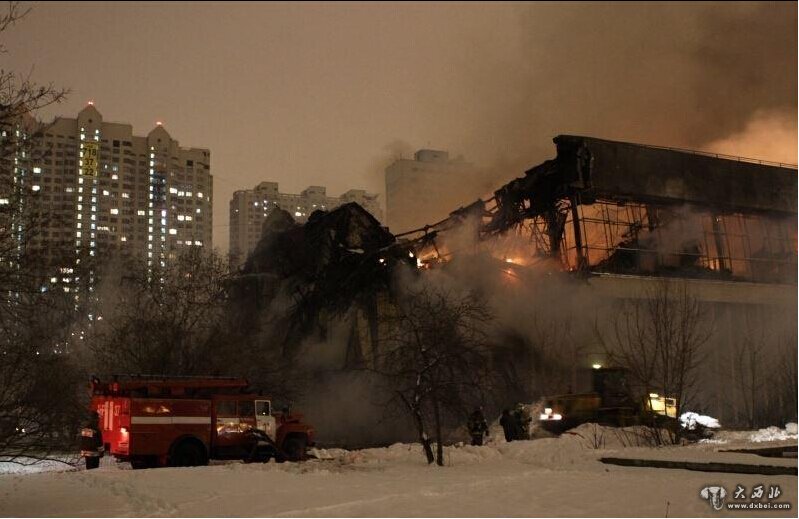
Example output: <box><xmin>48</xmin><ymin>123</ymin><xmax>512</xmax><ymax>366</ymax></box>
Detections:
<box><xmin>587</xmin><ymin>273</ymin><xmax>797</xmax><ymax>426</ymax></box>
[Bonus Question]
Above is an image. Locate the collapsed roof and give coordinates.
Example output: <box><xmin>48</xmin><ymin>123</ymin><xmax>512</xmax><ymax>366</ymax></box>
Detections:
<box><xmin>487</xmin><ymin>135</ymin><xmax>797</xmax><ymax>234</ymax></box>
<box><xmin>233</xmin><ymin>203</ymin><xmax>414</xmax><ymax>354</ymax></box>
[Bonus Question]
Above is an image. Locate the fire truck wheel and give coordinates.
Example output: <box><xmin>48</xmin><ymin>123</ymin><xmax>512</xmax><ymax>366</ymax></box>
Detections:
<box><xmin>170</xmin><ymin>440</ymin><xmax>208</xmax><ymax>467</ymax></box>
<box><xmin>130</xmin><ymin>456</ymin><xmax>158</xmax><ymax>470</ymax></box>
<box><xmin>283</xmin><ymin>436</ymin><xmax>308</xmax><ymax>462</ymax></box>
<box><xmin>84</xmin><ymin>457</ymin><xmax>100</xmax><ymax>470</ymax></box>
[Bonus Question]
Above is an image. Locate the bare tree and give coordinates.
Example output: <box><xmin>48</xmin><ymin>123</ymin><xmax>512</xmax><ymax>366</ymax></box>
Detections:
<box><xmin>775</xmin><ymin>334</ymin><xmax>798</xmax><ymax>424</ymax></box>
<box><xmin>0</xmin><ymin>1</ymin><xmax>82</xmax><ymax>464</ymax></box>
<box><xmin>595</xmin><ymin>279</ymin><xmax>712</xmax><ymax>441</ymax></box>
<box><xmin>732</xmin><ymin>310</ymin><xmax>770</xmax><ymax>429</ymax></box>
<box><xmin>372</xmin><ymin>285</ymin><xmax>493</xmax><ymax>465</ymax></box>
<box><xmin>89</xmin><ymin>248</ymin><xmax>228</xmax><ymax>375</ymax></box>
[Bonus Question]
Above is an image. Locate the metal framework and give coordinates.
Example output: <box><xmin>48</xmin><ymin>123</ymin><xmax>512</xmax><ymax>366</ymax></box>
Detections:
<box><xmin>396</xmin><ymin>136</ymin><xmax>797</xmax><ymax>285</ymax></box>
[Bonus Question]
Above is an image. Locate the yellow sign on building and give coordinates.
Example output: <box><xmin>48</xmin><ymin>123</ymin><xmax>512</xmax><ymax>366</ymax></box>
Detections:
<box><xmin>82</xmin><ymin>141</ymin><xmax>99</xmax><ymax>177</ymax></box>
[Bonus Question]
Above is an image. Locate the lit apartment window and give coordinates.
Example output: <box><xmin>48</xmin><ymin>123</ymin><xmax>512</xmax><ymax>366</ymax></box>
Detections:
<box><xmin>138</xmin><ymin>210</ymin><xmax>146</xmax><ymax>216</ymax></box>
<box><xmin>33</xmin><ymin>167</ymin><xmax>41</xmax><ymax>174</ymax></box>
<box><xmin>31</xmin><ymin>185</ymin><xmax>40</xmax><ymax>192</ymax></box>
<box><xmin>169</xmin><ymin>229</ymin><xmax>177</xmax><ymax>235</ymax></box>
<box><xmin>110</xmin><ymin>208</ymin><xmax>119</xmax><ymax>215</ymax></box>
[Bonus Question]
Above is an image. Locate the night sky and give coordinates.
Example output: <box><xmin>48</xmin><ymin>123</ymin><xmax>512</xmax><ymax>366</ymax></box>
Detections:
<box><xmin>7</xmin><ymin>1</ymin><xmax>796</xmax><ymax>252</ymax></box>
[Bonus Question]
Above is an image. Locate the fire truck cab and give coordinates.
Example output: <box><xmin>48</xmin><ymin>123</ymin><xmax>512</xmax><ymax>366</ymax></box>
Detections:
<box><xmin>85</xmin><ymin>375</ymin><xmax>314</xmax><ymax>469</ymax></box>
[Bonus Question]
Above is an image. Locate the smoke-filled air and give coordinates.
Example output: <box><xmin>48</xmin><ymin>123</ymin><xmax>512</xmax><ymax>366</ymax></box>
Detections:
<box><xmin>0</xmin><ymin>2</ymin><xmax>796</xmax><ymax>518</ymax></box>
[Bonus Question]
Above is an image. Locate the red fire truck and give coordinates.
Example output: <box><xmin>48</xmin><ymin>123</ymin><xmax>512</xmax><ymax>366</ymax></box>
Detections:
<box><xmin>83</xmin><ymin>375</ymin><xmax>314</xmax><ymax>469</ymax></box>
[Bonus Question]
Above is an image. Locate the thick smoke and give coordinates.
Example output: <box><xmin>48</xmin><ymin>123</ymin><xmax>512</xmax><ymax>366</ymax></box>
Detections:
<box><xmin>705</xmin><ymin>111</ymin><xmax>798</xmax><ymax>165</ymax></box>
<box><xmin>305</xmin><ymin>3</ymin><xmax>798</xmax><ymax>444</ymax></box>
<box><xmin>376</xmin><ymin>2</ymin><xmax>796</xmax><ymax>203</ymax></box>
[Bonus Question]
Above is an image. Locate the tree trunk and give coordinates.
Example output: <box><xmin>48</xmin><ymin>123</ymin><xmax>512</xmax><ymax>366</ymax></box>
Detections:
<box><xmin>432</xmin><ymin>390</ymin><xmax>444</xmax><ymax>466</ymax></box>
<box><xmin>401</xmin><ymin>393</ymin><xmax>434</xmax><ymax>464</ymax></box>
<box><xmin>418</xmin><ymin>408</ymin><xmax>434</xmax><ymax>464</ymax></box>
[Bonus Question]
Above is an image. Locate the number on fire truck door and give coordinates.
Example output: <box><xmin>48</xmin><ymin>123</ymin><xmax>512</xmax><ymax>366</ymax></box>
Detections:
<box><xmin>255</xmin><ymin>400</ymin><xmax>276</xmax><ymax>438</ymax></box>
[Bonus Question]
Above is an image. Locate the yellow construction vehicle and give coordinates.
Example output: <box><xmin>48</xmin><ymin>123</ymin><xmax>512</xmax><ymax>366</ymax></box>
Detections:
<box><xmin>538</xmin><ymin>367</ymin><xmax>678</xmax><ymax>434</ymax></box>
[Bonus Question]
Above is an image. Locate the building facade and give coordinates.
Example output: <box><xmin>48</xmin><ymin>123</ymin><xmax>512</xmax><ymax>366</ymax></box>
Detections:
<box><xmin>385</xmin><ymin>149</ymin><xmax>488</xmax><ymax>234</ymax></box>
<box><xmin>229</xmin><ymin>182</ymin><xmax>382</xmax><ymax>269</ymax></box>
<box><xmin>2</xmin><ymin>103</ymin><xmax>212</xmax><ymax>293</ymax></box>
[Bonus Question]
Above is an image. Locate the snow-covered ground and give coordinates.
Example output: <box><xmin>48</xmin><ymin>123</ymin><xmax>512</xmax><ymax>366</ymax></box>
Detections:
<box><xmin>0</xmin><ymin>424</ymin><xmax>796</xmax><ymax>517</ymax></box>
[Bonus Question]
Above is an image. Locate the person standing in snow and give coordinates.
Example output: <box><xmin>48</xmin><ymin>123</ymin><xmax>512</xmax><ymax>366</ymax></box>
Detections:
<box><xmin>513</xmin><ymin>404</ymin><xmax>532</xmax><ymax>440</ymax></box>
<box><xmin>80</xmin><ymin>411</ymin><xmax>104</xmax><ymax>470</ymax></box>
<box><xmin>500</xmin><ymin>408</ymin><xmax>519</xmax><ymax>442</ymax></box>
<box><xmin>467</xmin><ymin>408</ymin><xmax>489</xmax><ymax>446</ymax></box>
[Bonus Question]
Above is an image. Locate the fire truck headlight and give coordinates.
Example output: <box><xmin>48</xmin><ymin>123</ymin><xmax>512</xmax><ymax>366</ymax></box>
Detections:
<box><xmin>552</xmin><ymin>413</ymin><xmax>562</xmax><ymax>420</ymax></box>
<box><xmin>539</xmin><ymin>413</ymin><xmax>550</xmax><ymax>420</ymax></box>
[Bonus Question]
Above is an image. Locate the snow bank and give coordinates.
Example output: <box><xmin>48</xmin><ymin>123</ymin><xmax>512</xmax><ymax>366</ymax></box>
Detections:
<box><xmin>0</xmin><ymin>456</ymin><xmax>79</xmax><ymax>475</ymax></box>
<box><xmin>749</xmin><ymin>425</ymin><xmax>799</xmax><ymax>443</ymax></box>
<box><xmin>2</xmin><ymin>432</ymin><xmax>797</xmax><ymax>518</ymax></box>
<box><xmin>6</xmin><ymin>420</ymin><xmax>797</xmax><ymax>478</ymax></box>
<box><xmin>680</xmin><ymin>411</ymin><xmax>721</xmax><ymax>430</ymax></box>
<box><xmin>312</xmin><ymin>423</ymin><xmax>677</xmax><ymax>472</ymax></box>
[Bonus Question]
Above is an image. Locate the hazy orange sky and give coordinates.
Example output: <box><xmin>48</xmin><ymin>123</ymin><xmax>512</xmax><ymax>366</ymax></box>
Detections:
<box><xmin>7</xmin><ymin>1</ymin><xmax>796</xmax><ymax>253</ymax></box>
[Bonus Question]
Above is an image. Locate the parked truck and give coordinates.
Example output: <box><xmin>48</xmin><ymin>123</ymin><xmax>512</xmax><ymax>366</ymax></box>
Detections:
<box><xmin>82</xmin><ymin>375</ymin><xmax>314</xmax><ymax>469</ymax></box>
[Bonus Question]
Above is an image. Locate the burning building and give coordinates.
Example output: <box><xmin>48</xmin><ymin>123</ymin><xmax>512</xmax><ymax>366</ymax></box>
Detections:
<box><xmin>400</xmin><ymin>135</ymin><xmax>797</xmax><ymax>425</ymax></box>
<box><xmin>234</xmin><ymin>135</ymin><xmax>796</xmax><ymax>431</ymax></box>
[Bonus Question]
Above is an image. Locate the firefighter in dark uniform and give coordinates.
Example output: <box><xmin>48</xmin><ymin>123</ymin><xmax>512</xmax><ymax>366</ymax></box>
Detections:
<box><xmin>513</xmin><ymin>403</ymin><xmax>532</xmax><ymax>441</ymax></box>
<box><xmin>467</xmin><ymin>408</ymin><xmax>489</xmax><ymax>446</ymax></box>
<box><xmin>80</xmin><ymin>411</ymin><xmax>103</xmax><ymax>470</ymax></box>
<box><xmin>500</xmin><ymin>409</ymin><xmax>519</xmax><ymax>442</ymax></box>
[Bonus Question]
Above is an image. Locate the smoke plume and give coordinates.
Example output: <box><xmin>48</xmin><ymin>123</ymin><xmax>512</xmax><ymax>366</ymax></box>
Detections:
<box><xmin>378</xmin><ymin>2</ymin><xmax>796</xmax><ymax>204</ymax></box>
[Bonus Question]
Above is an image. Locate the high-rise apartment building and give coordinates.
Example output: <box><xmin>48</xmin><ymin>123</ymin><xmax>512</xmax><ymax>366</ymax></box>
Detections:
<box><xmin>229</xmin><ymin>182</ymin><xmax>382</xmax><ymax>268</ymax></box>
<box><xmin>385</xmin><ymin>149</ymin><xmax>487</xmax><ymax>234</ymax></box>
<box><xmin>1</xmin><ymin>103</ymin><xmax>212</xmax><ymax>292</ymax></box>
